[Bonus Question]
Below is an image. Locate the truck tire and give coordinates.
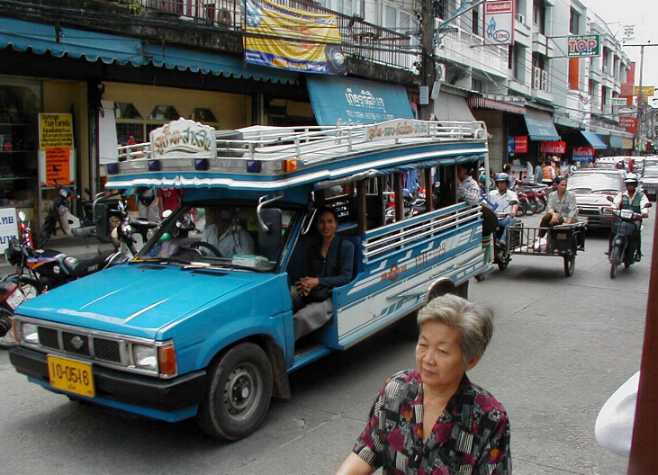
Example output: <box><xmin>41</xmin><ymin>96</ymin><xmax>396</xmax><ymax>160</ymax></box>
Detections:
<box><xmin>197</xmin><ymin>343</ymin><xmax>273</xmax><ymax>440</ymax></box>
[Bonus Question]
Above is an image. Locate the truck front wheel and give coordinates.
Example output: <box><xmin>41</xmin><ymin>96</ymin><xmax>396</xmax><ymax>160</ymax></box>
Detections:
<box><xmin>197</xmin><ymin>343</ymin><xmax>273</xmax><ymax>440</ymax></box>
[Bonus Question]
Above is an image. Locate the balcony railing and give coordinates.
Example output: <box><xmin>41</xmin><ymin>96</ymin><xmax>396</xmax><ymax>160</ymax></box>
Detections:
<box><xmin>134</xmin><ymin>0</ymin><xmax>417</xmax><ymax>70</ymax></box>
<box><xmin>437</xmin><ymin>24</ymin><xmax>509</xmax><ymax>78</ymax></box>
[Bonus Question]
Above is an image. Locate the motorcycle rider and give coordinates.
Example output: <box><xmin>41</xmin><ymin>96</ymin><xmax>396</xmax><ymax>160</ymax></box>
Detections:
<box><xmin>487</xmin><ymin>173</ymin><xmax>519</xmax><ymax>244</ymax></box>
<box><xmin>612</xmin><ymin>173</ymin><xmax>649</xmax><ymax>262</ymax></box>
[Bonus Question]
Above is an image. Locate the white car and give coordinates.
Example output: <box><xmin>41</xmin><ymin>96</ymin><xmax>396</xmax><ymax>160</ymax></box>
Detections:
<box><xmin>640</xmin><ymin>166</ymin><xmax>658</xmax><ymax>200</ymax></box>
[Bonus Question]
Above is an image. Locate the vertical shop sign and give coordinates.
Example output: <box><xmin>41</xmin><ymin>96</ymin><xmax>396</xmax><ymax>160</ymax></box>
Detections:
<box><xmin>38</xmin><ymin>113</ymin><xmax>75</xmax><ymax>186</ymax></box>
<box><xmin>0</xmin><ymin>208</ymin><xmax>18</xmax><ymax>252</ymax></box>
<box><xmin>484</xmin><ymin>1</ymin><xmax>514</xmax><ymax>46</ymax></box>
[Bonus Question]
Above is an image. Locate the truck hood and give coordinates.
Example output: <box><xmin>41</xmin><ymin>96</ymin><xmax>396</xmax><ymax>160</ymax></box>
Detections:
<box><xmin>17</xmin><ymin>263</ymin><xmax>271</xmax><ymax>339</ymax></box>
<box><xmin>575</xmin><ymin>194</ymin><xmax>613</xmax><ymax>207</ymax></box>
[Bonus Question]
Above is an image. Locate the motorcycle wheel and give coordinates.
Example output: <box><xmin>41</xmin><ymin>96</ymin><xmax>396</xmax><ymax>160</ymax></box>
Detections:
<box><xmin>563</xmin><ymin>255</ymin><xmax>575</xmax><ymax>277</ymax></box>
<box><xmin>497</xmin><ymin>257</ymin><xmax>509</xmax><ymax>271</ymax></box>
<box><xmin>610</xmin><ymin>262</ymin><xmax>617</xmax><ymax>279</ymax></box>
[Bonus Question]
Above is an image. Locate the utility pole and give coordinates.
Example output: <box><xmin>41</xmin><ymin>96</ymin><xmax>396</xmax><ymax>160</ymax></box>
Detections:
<box><xmin>624</xmin><ymin>42</ymin><xmax>657</xmax><ymax>153</ymax></box>
<box><xmin>418</xmin><ymin>0</ymin><xmax>486</xmax><ymax>120</ymax></box>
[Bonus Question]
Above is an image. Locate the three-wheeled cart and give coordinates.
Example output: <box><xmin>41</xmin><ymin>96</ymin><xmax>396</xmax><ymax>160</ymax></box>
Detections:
<box><xmin>506</xmin><ymin>222</ymin><xmax>587</xmax><ymax>277</ymax></box>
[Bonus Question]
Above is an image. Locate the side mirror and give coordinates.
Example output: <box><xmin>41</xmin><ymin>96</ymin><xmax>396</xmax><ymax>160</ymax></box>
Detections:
<box><xmin>645</xmin><ymin>202</ymin><xmax>652</xmax><ymax>209</ymax></box>
<box><xmin>257</xmin><ymin>208</ymin><xmax>282</xmax><ymax>261</ymax></box>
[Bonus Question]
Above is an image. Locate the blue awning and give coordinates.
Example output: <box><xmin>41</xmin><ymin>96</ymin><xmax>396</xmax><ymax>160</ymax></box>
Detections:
<box><xmin>581</xmin><ymin>131</ymin><xmax>608</xmax><ymax>150</ymax></box>
<box><xmin>523</xmin><ymin>110</ymin><xmax>561</xmax><ymax>141</ymax></box>
<box><xmin>307</xmin><ymin>76</ymin><xmax>413</xmax><ymax>126</ymax></box>
<box><xmin>609</xmin><ymin>135</ymin><xmax>625</xmax><ymax>149</ymax></box>
<box><xmin>0</xmin><ymin>17</ymin><xmax>298</xmax><ymax>85</ymax></box>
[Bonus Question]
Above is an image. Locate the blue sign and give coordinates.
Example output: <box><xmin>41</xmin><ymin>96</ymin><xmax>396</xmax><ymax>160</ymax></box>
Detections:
<box><xmin>307</xmin><ymin>77</ymin><xmax>413</xmax><ymax>126</ymax></box>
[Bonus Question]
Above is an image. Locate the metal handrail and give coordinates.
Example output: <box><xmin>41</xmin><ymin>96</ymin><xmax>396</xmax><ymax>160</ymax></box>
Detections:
<box><xmin>362</xmin><ymin>206</ymin><xmax>481</xmax><ymax>259</ymax></box>
<box><xmin>116</xmin><ymin>119</ymin><xmax>488</xmax><ymax>164</ymax></box>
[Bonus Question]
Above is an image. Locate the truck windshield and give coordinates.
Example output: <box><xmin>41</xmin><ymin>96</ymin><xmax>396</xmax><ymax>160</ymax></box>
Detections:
<box><xmin>137</xmin><ymin>204</ymin><xmax>297</xmax><ymax>272</ymax></box>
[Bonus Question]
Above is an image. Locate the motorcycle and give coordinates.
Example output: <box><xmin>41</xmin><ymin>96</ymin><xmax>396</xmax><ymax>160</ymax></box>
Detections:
<box><xmin>493</xmin><ymin>212</ymin><xmax>521</xmax><ymax>271</ymax></box>
<box><xmin>607</xmin><ymin>202</ymin><xmax>652</xmax><ymax>279</ymax></box>
<box><xmin>39</xmin><ymin>185</ymin><xmax>81</xmax><ymax>247</ymax></box>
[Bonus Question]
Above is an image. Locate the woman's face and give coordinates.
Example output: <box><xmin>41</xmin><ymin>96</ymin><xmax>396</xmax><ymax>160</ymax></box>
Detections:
<box><xmin>317</xmin><ymin>211</ymin><xmax>337</xmax><ymax>240</ymax></box>
<box><xmin>415</xmin><ymin>321</ymin><xmax>472</xmax><ymax>390</ymax></box>
<box><xmin>557</xmin><ymin>180</ymin><xmax>567</xmax><ymax>193</ymax></box>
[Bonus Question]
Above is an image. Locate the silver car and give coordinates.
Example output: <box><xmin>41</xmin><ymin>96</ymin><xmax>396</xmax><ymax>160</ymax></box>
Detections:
<box><xmin>568</xmin><ymin>170</ymin><xmax>625</xmax><ymax>229</ymax></box>
<box><xmin>640</xmin><ymin>166</ymin><xmax>658</xmax><ymax>200</ymax></box>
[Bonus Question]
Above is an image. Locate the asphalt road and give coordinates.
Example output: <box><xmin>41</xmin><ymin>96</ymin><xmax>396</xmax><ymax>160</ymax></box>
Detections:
<box><xmin>1</xmin><ymin>214</ymin><xmax>652</xmax><ymax>475</ymax></box>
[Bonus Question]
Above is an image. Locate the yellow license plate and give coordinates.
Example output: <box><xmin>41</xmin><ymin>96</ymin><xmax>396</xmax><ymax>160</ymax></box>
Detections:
<box><xmin>47</xmin><ymin>355</ymin><xmax>95</xmax><ymax>398</ymax></box>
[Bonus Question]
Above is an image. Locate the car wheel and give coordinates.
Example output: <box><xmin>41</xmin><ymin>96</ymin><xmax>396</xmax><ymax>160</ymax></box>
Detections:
<box><xmin>197</xmin><ymin>343</ymin><xmax>273</xmax><ymax>440</ymax></box>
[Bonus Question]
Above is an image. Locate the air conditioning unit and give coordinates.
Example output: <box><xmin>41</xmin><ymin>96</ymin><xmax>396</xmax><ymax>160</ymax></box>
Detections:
<box><xmin>517</xmin><ymin>14</ymin><xmax>525</xmax><ymax>25</ymax></box>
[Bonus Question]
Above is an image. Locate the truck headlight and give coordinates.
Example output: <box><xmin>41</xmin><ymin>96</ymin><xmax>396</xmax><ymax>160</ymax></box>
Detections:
<box><xmin>132</xmin><ymin>344</ymin><xmax>157</xmax><ymax>370</ymax></box>
<box><xmin>22</xmin><ymin>323</ymin><xmax>38</xmax><ymax>344</ymax></box>
<box><xmin>602</xmin><ymin>207</ymin><xmax>614</xmax><ymax>215</ymax></box>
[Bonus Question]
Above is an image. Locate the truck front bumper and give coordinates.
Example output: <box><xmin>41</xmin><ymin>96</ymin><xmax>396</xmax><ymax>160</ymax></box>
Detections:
<box><xmin>10</xmin><ymin>346</ymin><xmax>207</xmax><ymax>414</ymax></box>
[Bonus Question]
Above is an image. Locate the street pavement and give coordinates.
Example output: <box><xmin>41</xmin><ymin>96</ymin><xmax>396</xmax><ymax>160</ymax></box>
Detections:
<box><xmin>0</xmin><ymin>213</ymin><xmax>653</xmax><ymax>475</ymax></box>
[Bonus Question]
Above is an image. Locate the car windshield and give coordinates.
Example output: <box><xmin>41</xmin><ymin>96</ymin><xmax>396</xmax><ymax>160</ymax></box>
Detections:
<box><xmin>568</xmin><ymin>174</ymin><xmax>622</xmax><ymax>194</ymax></box>
<box><xmin>137</xmin><ymin>203</ymin><xmax>298</xmax><ymax>272</ymax></box>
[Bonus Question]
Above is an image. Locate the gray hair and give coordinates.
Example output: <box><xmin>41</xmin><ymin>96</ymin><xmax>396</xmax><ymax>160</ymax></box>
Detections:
<box><xmin>417</xmin><ymin>294</ymin><xmax>494</xmax><ymax>363</ymax></box>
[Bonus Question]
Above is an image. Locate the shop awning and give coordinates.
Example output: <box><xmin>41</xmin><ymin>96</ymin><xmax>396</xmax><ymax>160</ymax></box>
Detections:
<box><xmin>581</xmin><ymin>131</ymin><xmax>608</xmax><ymax>150</ymax></box>
<box><xmin>609</xmin><ymin>135</ymin><xmax>625</xmax><ymax>149</ymax></box>
<box><xmin>0</xmin><ymin>17</ymin><xmax>298</xmax><ymax>85</ymax></box>
<box><xmin>523</xmin><ymin>110</ymin><xmax>561</xmax><ymax>141</ymax></box>
<box><xmin>435</xmin><ymin>93</ymin><xmax>476</xmax><ymax>122</ymax></box>
<box><xmin>307</xmin><ymin>76</ymin><xmax>413</xmax><ymax>126</ymax></box>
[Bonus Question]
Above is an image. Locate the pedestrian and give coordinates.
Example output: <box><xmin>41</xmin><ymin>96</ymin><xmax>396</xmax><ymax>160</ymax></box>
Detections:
<box><xmin>539</xmin><ymin>176</ymin><xmax>578</xmax><ymax>238</ymax></box>
<box><xmin>542</xmin><ymin>159</ymin><xmax>556</xmax><ymax>184</ymax></box>
<box><xmin>158</xmin><ymin>188</ymin><xmax>183</xmax><ymax>215</ymax></box>
<box><xmin>336</xmin><ymin>294</ymin><xmax>511</xmax><ymax>475</ymax></box>
<box><xmin>534</xmin><ymin>160</ymin><xmax>543</xmax><ymax>184</ymax></box>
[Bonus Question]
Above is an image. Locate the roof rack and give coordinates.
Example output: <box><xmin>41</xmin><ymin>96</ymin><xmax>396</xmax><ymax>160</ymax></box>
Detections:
<box><xmin>115</xmin><ymin>118</ymin><xmax>487</xmax><ymax>166</ymax></box>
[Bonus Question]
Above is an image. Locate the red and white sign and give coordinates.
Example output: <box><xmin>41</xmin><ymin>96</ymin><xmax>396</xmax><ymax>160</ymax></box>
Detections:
<box><xmin>540</xmin><ymin>140</ymin><xmax>567</xmax><ymax>154</ymax></box>
<box><xmin>573</xmin><ymin>146</ymin><xmax>595</xmax><ymax>162</ymax></box>
<box><xmin>514</xmin><ymin>135</ymin><xmax>528</xmax><ymax>153</ymax></box>
<box><xmin>484</xmin><ymin>1</ymin><xmax>514</xmax><ymax>46</ymax></box>
<box><xmin>619</xmin><ymin>116</ymin><xmax>638</xmax><ymax>134</ymax></box>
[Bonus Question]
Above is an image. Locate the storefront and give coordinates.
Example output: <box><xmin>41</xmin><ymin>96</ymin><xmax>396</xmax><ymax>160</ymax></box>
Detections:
<box><xmin>468</xmin><ymin>95</ymin><xmax>527</xmax><ymax>173</ymax></box>
<box><xmin>0</xmin><ymin>75</ymin><xmax>88</xmax><ymax>230</ymax></box>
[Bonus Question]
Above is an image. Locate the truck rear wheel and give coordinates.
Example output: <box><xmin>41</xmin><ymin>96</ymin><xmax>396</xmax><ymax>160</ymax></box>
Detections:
<box><xmin>197</xmin><ymin>343</ymin><xmax>273</xmax><ymax>440</ymax></box>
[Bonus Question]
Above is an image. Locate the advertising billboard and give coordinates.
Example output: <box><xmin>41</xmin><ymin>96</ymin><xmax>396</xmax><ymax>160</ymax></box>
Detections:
<box><xmin>567</xmin><ymin>35</ymin><xmax>601</xmax><ymax>57</ymax></box>
<box><xmin>484</xmin><ymin>1</ymin><xmax>514</xmax><ymax>46</ymax></box>
<box><xmin>244</xmin><ymin>0</ymin><xmax>345</xmax><ymax>74</ymax></box>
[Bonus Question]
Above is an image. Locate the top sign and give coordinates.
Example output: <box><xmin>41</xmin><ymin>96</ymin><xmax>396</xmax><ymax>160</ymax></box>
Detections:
<box><xmin>568</xmin><ymin>35</ymin><xmax>601</xmax><ymax>57</ymax></box>
<box><xmin>484</xmin><ymin>1</ymin><xmax>514</xmax><ymax>46</ymax></box>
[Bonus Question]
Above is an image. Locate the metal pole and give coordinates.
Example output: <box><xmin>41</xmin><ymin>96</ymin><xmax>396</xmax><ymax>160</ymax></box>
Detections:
<box><xmin>419</xmin><ymin>0</ymin><xmax>435</xmax><ymax>120</ymax></box>
<box><xmin>634</xmin><ymin>44</ymin><xmax>645</xmax><ymax>153</ymax></box>
<box><xmin>627</xmin><ymin>206</ymin><xmax>658</xmax><ymax>474</ymax></box>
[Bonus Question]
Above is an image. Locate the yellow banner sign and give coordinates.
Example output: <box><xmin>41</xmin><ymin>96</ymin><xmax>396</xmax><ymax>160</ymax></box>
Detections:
<box><xmin>39</xmin><ymin>113</ymin><xmax>73</xmax><ymax>149</ymax></box>
<box><xmin>634</xmin><ymin>86</ymin><xmax>656</xmax><ymax>97</ymax></box>
<box><xmin>244</xmin><ymin>0</ymin><xmax>344</xmax><ymax>74</ymax></box>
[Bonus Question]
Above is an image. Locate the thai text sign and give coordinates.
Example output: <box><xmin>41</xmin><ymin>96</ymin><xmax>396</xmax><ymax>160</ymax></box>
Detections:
<box><xmin>633</xmin><ymin>86</ymin><xmax>656</xmax><ymax>97</ymax></box>
<box><xmin>484</xmin><ymin>1</ymin><xmax>514</xmax><ymax>46</ymax></box>
<box><xmin>149</xmin><ymin>119</ymin><xmax>217</xmax><ymax>159</ymax></box>
<box><xmin>540</xmin><ymin>140</ymin><xmax>567</xmax><ymax>154</ymax></box>
<box><xmin>366</xmin><ymin>119</ymin><xmax>430</xmax><ymax>142</ymax></box>
<box><xmin>39</xmin><ymin>113</ymin><xmax>73</xmax><ymax>149</ymax></box>
<box><xmin>244</xmin><ymin>0</ymin><xmax>344</xmax><ymax>74</ymax></box>
<box><xmin>0</xmin><ymin>208</ymin><xmax>18</xmax><ymax>253</ymax></box>
<box><xmin>573</xmin><ymin>146</ymin><xmax>594</xmax><ymax>162</ymax></box>
<box><xmin>567</xmin><ymin>35</ymin><xmax>601</xmax><ymax>58</ymax></box>
<box><xmin>45</xmin><ymin>147</ymin><xmax>73</xmax><ymax>186</ymax></box>
<box><xmin>619</xmin><ymin>116</ymin><xmax>638</xmax><ymax>134</ymax></box>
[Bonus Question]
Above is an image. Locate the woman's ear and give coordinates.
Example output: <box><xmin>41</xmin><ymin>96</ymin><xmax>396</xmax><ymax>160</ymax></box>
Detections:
<box><xmin>465</xmin><ymin>356</ymin><xmax>481</xmax><ymax>371</ymax></box>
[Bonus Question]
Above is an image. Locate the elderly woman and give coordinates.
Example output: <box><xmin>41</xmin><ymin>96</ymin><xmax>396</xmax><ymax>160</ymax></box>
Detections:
<box><xmin>336</xmin><ymin>294</ymin><xmax>511</xmax><ymax>475</ymax></box>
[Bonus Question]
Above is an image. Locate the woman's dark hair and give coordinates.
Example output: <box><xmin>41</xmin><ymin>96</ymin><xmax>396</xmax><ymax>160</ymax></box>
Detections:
<box><xmin>554</xmin><ymin>176</ymin><xmax>566</xmax><ymax>185</ymax></box>
<box><xmin>316</xmin><ymin>206</ymin><xmax>338</xmax><ymax>222</ymax></box>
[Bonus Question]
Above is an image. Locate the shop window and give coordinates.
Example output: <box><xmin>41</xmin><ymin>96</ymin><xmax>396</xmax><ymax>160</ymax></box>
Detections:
<box><xmin>115</xmin><ymin>102</ymin><xmax>142</xmax><ymax>120</ymax></box>
<box><xmin>116</xmin><ymin>123</ymin><xmax>145</xmax><ymax>146</ymax></box>
<box><xmin>569</xmin><ymin>8</ymin><xmax>580</xmax><ymax>35</ymax></box>
<box><xmin>193</xmin><ymin>108</ymin><xmax>217</xmax><ymax>125</ymax></box>
<box><xmin>149</xmin><ymin>105</ymin><xmax>180</xmax><ymax>121</ymax></box>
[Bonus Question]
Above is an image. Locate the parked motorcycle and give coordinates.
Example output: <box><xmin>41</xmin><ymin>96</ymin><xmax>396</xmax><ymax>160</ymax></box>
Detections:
<box><xmin>608</xmin><ymin>202</ymin><xmax>652</xmax><ymax>279</ymax></box>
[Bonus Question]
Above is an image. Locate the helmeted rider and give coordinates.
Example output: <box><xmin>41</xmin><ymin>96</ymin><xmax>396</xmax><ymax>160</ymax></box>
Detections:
<box><xmin>612</xmin><ymin>173</ymin><xmax>649</xmax><ymax>262</ymax></box>
<box><xmin>487</xmin><ymin>173</ymin><xmax>519</xmax><ymax>244</ymax></box>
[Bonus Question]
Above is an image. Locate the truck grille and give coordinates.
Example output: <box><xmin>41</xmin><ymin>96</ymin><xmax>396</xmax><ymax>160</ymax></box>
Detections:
<box><xmin>34</xmin><ymin>324</ymin><xmax>122</xmax><ymax>364</ymax></box>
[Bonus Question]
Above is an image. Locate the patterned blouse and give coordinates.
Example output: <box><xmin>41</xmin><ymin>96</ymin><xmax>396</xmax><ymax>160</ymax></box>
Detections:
<box><xmin>353</xmin><ymin>370</ymin><xmax>511</xmax><ymax>475</ymax></box>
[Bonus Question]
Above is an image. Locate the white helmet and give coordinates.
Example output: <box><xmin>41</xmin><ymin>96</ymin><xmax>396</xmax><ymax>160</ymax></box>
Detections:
<box><xmin>624</xmin><ymin>173</ymin><xmax>639</xmax><ymax>185</ymax></box>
